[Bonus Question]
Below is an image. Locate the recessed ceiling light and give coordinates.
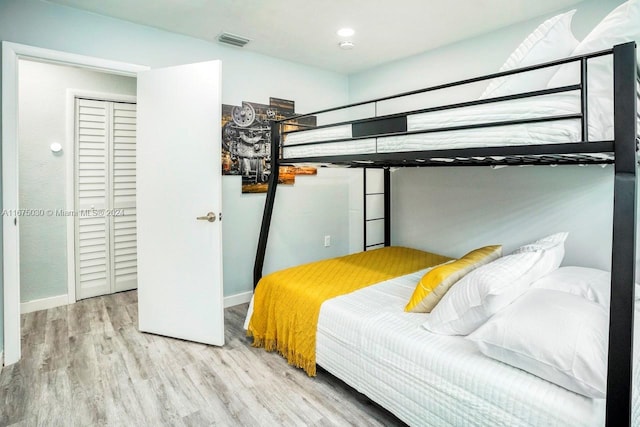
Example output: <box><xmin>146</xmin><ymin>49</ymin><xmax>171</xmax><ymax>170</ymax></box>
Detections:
<box><xmin>339</xmin><ymin>41</ymin><xmax>355</xmax><ymax>50</ymax></box>
<box><xmin>337</xmin><ymin>28</ymin><xmax>355</xmax><ymax>37</ymax></box>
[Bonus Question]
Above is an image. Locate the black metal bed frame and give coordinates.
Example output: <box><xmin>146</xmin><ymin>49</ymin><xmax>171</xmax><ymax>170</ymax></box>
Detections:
<box><xmin>253</xmin><ymin>42</ymin><xmax>638</xmax><ymax>426</ymax></box>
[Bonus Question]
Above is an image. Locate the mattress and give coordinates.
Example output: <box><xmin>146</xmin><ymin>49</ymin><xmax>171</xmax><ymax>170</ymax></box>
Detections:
<box><xmin>282</xmin><ymin>93</ymin><xmax>591</xmax><ymax>159</ymax></box>
<box><xmin>316</xmin><ymin>266</ymin><xmax>640</xmax><ymax>427</ymax></box>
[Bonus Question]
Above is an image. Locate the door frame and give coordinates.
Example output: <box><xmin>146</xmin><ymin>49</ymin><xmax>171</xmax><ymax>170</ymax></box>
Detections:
<box><xmin>2</xmin><ymin>41</ymin><xmax>148</xmax><ymax>366</ymax></box>
<box><xmin>67</xmin><ymin>90</ymin><xmax>137</xmax><ymax>304</ymax></box>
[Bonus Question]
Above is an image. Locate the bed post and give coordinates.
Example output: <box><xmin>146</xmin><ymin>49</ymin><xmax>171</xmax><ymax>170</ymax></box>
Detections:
<box><xmin>253</xmin><ymin>121</ymin><xmax>281</xmax><ymax>288</ymax></box>
<box><xmin>384</xmin><ymin>168</ymin><xmax>391</xmax><ymax>246</ymax></box>
<box><xmin>363</xmin><ymin>168</ymin><xmax>368</xmax><ymax>251</ymax></box>
<box><xmin>606</xmin><ymin>41</ymin><xmax>637</xmax><ymax>427</ymax></box>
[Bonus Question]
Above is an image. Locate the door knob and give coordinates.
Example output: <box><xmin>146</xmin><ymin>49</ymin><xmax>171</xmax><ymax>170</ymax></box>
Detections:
<box><xmin>197</xmin><ymin>212</ymin><xmax>216</xmax><ymax>222</ymax></box>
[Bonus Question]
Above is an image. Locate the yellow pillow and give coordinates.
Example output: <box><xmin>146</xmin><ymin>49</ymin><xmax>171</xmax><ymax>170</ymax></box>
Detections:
<box><xmin>405</xmin><ymin>245</ymin><xmax>502</xmax><ymax>313</ymax></box>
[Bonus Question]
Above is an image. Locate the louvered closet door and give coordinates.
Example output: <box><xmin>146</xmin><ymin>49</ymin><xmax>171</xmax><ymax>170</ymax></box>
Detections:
<box><xmin>76</xmin><ymin>99</ymin><xmax>111</xmax><ymax>299</ymax></box>
<box><xmin>111</xmin><ymin>103</ymin><xmax>137</xmax><ymax>292</ymax></box>
<box><xmin>75</xmin><ymin>98</ymin><xmax>137</xmax><ymax>300</ymax></box>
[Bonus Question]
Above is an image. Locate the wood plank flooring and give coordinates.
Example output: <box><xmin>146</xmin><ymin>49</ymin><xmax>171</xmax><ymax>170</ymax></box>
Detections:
<box><xmin>0</xmin><ymin>291</ymin><xmax>405</xmax><ymax>426</ymax></box>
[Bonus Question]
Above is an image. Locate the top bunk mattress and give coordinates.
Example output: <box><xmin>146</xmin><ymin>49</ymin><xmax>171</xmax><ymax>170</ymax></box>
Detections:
<box><xmin>282</xmin><ymin>92</ymin><xmax>611</xmax><ymax>160</ymax></box>
<box><xmin>316</xmin><ymin>266</ymin><xmax>639</xmax><ymax>427</ymax></box>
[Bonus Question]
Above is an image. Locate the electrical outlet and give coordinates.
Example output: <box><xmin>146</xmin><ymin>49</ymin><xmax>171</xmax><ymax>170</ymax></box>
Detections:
<box><xmin>324</xmin><ymin>235</ymin><xmax>331</xmax><ymax>247</ymax></box>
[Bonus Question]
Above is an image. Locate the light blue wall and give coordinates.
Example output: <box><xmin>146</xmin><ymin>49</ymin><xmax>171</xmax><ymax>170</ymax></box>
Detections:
<box><xmin>0</xmin><ymin>0</ymin><xmax>351</xmax><ymax>354</ymax></box>
<box><xmin>348</xmin><ymin>0</ymin><xmax>632</xmax><ymax>271</ymax></box>
<box><xmin>348</xmin><ymin>0</ymin><xmax>624</xmax><ymax>102</ymax></box>
<box><xmin>0</xmin><ymin>0</ymin><xmax>349</xmax><ymax>109</ymax></box>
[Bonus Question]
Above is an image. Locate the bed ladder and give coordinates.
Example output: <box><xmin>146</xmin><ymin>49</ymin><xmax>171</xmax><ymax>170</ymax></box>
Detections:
<box><xmin>363</xmin><ymin>168</ymin><xmax>391</xmax><ymax>250</ymax></box>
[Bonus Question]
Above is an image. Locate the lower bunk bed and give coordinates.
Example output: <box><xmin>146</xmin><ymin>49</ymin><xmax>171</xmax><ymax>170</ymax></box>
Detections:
<box><xmin>246</xmin><ymin>245</ymin><xmax>640</xmax><ymax>427</ymax></box>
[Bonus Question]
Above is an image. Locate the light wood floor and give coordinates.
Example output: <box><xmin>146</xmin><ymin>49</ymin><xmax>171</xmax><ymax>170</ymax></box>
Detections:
<box><xmin>0</xmin><ymin>291</ymin><xmax>405</xmax><ymax>426</ymax></box>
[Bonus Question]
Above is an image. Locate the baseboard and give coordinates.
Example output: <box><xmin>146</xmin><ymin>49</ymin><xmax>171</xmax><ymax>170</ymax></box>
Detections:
<box><xmin>224</xmin><ymin>291</ymin><xmax>252</xmax><ymax>308</ymax></box>
<box><xmin>20</xmin><ymin>294</ymin><xmax>68</xmax><ymax>314</ymax></box>
<box><xmin>20</xmin><ymin>291</ymin><xmax>249</xmax><ymax>313</ymax></box>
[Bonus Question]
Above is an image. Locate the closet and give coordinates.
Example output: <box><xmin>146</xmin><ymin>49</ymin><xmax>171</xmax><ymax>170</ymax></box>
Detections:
<box><xmin>75</xmin><ymin>98</ymin><xmax>137</xmax><ymax>300</ymax></box>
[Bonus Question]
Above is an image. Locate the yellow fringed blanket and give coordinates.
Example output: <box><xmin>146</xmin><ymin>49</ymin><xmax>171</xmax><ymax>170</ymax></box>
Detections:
<box><xmin>247</xmin><ymin>246</ymin><xmax>451</xmax><ymax>376</ymax></box>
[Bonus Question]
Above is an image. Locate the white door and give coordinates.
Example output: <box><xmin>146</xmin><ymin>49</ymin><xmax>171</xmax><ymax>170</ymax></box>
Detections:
<box><xmin>75</xmin><ymin>99</ymin><xmax>138</xmax><ymax>300</ymax></box>
<box><xmin>75</xmin><ymin>99</ymin><xmax>111</xmax><ymax>299</ymax></box>
<box><xmin>136</xmin><ymin>61</ymin><xmax>224</xmax><ymax>346</ymax></box>
<box><xmin>110</xmin><ymin>102</ymin><xmax>138</xmax><ymax>293</ymax></box>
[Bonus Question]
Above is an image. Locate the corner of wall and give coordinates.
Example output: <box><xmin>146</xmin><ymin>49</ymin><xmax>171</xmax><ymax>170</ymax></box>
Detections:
<box><xmin>0</xmin><ymin>43</ymin><xmax>4</xmax><ymax>355</ymax></box>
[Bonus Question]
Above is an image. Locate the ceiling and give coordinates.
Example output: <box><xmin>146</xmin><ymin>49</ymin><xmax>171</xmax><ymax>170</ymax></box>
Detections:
<box><xmin>46</xmin><ymin>0</ymin><xmax>585</xmax><ymax>74</ymax></box>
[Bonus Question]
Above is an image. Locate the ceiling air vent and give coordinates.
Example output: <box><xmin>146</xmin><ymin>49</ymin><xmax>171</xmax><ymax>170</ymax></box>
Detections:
<box><xmin>217</xmin><ymin>32</ymin><xmax>251</xmax><ymax>48</ymax></box>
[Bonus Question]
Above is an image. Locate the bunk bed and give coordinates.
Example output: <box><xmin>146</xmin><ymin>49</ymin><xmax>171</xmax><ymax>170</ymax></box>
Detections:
<box><xmin>249</xmin><ymin>40</ymin><xmax>638</xmax><ymax>427</ymax></box>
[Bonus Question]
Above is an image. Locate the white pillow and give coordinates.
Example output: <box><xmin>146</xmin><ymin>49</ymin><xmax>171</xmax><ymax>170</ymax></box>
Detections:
<box><xmin>532</xmin><ymin>265</ymin><xmax>640</xmax><ymax>306</ymax></box>
<box><xmin>423</xmin><ymin>232</ymin><xmax>568</xmax><ymax>336</ymax></box>
<box><xmin>480</xmin><ymin>10</ymin><xmax>578</xmax><ymax>99</ymax></box>
<box><xmin>513</xmin><ymin>231</ymin><xmax>568</xmax><ymax>272</ymax></box>
<box><xmin>467</xmin><ymin>289</ymin><xmax>608</xmax><ymax>398</ymax></box>
<box><xmin>547</xmin><ymin>0</ymin><xmax>640</xmax><ymax>140</ymax></box>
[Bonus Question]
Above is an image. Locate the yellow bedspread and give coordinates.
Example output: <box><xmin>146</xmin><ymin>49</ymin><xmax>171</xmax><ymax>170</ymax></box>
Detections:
<box><xmin>247</xmin><ymin>246</ymin><xmax>451</xmax><ymax>376</ymax></box>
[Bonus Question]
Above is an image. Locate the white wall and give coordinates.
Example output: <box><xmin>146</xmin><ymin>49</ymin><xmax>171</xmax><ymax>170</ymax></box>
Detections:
<box><xmin>392</xmin><ymin>165</ymin><xmax>620</xmax><ymax>269</ymax></box>
<box><xmin>349</xmin><ymin>0</ymin><xmax>632</xmax><ymax>271</ymax></box>
<box><xmin>0</xmin><ymin>0</ymin><xmax>353</xmax><ymax>335</ymax></box>
<box><xmin>18</xmin><ymin>59</ymin><xmax>137</xmax><ymax>303</ymax></box>
<box><xmin>348</xmin><ymin>0</ymin><xmax>624</xmax><ymax>103</ymax></box>
<box><xmin>223</xmin><ymin>167</ymin><xmax>363</xmax><ymax>291</ymax></box>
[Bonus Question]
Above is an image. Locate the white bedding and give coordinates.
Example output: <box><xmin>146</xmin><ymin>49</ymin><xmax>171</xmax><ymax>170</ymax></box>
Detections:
<box><xmin>244</xmin><ymin>266</ymin><xmax>639</xmax><ymax>426</ymax></box>
<box><xmin>315</xmin><ymin>267</ymin><xmax>640</xmax><ymax>427</ymax></box>
<box><xmin>282</xmin><ymin>93</ymin><xmax>593</xmax><ymax>159</ymax></box>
